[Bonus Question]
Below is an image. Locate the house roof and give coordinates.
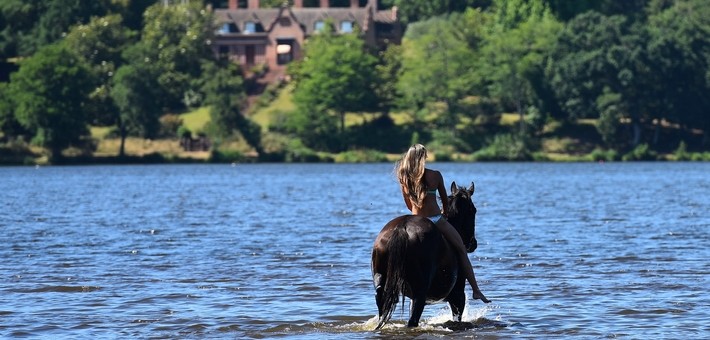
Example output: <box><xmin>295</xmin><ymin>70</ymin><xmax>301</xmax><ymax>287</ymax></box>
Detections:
<box><xmin>215</xmin><ymin>7</ymin><xmax>397</xmax><ymax>35</ymax></box>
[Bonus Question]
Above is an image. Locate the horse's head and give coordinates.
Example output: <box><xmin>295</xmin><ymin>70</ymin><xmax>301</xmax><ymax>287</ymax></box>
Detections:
<box><xmin>447</xmin><ymin>181</ymin><xmax>478</xmax><ymax>253</ymax></box>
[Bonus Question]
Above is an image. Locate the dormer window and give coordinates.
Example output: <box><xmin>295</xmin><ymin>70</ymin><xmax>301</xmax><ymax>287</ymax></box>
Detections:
<box><xmin>314</xmin><ymin>20</ymin><xmax>325</xmax><ymax>32</ymax></box>
<box><xmin>245</xmin><ymin>21</ymin><xmax>256</xmax><ymax>34</ymax></box>
<box><xmin>340</xmin><ymin>21</ymin><xmax>353</xmax><ymax>33</ymax></box>
<box><xmin>219</xmin><ymin>23</ymin><xmax>238</xmax><ymax>34</ymax></box>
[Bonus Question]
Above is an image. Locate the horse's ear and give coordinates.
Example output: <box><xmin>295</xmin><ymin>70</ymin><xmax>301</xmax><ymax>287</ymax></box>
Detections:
<box><xmin>468</xmin><ymin>182</ymin><xmax>475</xmax><ymax>195</ymax></box>
<box><xmin>451</xmin><ymin>181</ymin><xmax>458</xmax><ymax>194</ymax></box>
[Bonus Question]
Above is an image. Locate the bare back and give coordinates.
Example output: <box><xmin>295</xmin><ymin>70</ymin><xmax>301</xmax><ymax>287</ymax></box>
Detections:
<box><xmin>406</xmin><ymin>168</ymin><xmax>448</xmax><ymax>217</ymax></box>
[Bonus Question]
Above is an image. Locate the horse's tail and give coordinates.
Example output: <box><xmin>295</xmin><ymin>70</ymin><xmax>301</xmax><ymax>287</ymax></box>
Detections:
<box><xmin>375</xmin><ymin>221</ymin><xmax>409</xmax><ymax>330</ymax></box>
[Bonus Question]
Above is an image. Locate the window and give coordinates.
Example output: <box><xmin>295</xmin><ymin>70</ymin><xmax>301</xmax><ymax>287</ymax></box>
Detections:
<box><xmin>314</xmin><ymin>21</ymin><xmax>325</xmax><ymax>32</ymax></box>
<box><xmin>276</xmin><ymin>39</ymin><xmax>294</xmax><ymax>65</ymax></box>
<box><xmin>245</xmin><ymin>21</ymin><xmax>256</xmax><ymax>33</ymax></box>
<box><xmin>340</xmin><ymin>21</ymin><xmax>353</xmax><ymax>33</ymax></box>
<box><xmin>219</xmin><ymin>23</ymin><xmax>238</xmax><ymax>33</ymax></box>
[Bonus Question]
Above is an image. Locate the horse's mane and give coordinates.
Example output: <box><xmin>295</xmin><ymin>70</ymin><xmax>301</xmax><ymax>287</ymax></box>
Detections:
<box><xmin>447</xmin><ymin>185</ymin><xmax>468</xmax><ymax>216</ymax></box>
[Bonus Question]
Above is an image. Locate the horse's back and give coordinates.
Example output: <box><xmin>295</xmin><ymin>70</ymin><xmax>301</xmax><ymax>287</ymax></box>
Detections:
<box><xmin>374</xmin><ymin>215</ymin><xmax>436</xmax><ymax>244</ymax></box>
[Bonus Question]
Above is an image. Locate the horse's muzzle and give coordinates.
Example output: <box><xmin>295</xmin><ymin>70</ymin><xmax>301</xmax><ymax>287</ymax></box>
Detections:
<box><xmin>466</xmin><ymin>237</ymin><xmax>478</xmax><ymax>253</ymax></box>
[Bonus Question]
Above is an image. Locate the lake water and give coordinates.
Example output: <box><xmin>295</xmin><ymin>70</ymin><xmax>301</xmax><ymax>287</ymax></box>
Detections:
<box><xmin>1</xmin><ymin>162</ymin><xmax>708</xmax><ymax>339</ymax></box>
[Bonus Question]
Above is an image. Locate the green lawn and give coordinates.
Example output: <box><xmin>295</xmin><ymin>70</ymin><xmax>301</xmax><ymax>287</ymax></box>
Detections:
<box><xmin>181</xmin><ymin>106</ymin><xmax>211</xmax><ymax>133</ymax></box>
<box><xmin>251</xmin><ymin>84</ymin><xmax>296</xmax><ymax>130</ymax></box>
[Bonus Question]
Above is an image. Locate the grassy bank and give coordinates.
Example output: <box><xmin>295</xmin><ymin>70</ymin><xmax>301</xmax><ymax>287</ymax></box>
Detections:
<box><xmin>2</xmin><ymin>88</ymin><xmax>709</xmax><ymax>165</ymax></box>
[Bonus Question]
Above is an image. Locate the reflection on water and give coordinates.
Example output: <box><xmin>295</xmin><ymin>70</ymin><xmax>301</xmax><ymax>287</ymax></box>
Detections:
<box><xmin>1</xmin><ymin>162</ymin><xmax>709</xmax><ymax>339</ymax></box>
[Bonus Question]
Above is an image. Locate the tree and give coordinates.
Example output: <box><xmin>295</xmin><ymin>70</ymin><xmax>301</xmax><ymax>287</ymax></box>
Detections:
<box><xmin>374</xmin><ymin>44</ymin><xmax>403</xmax><ymax>115</ymax></box>
<box><xmin>138</xmin><ymin>1</ymin><xmax>216</xmax><ymax>110</ymax></box>
<box><xmin>0</xmin><ymin>82</ymin><xmax>25</xmax><ymax>138</ymax></box>
<box><xmin>116</xmin><ymin>0</ymin><xmax>158</xmax><ymax>32</ymax></box>
<box><xmin>398</xmin><ymin>13</ymin><xmax>481</xmax><ymax>131</ymax></box>
<box><xmin>646</xmin><ymin>0</ymin><xmax>710</xmax><ymax>146</ymax></box>
<box><xmin>64</xmin><ymin>14</ymin><xmax>135</xmax><ymax>126</ymax></box>
<box><xmin>290</xmin><ymin>24</ymin><xmax>378</xmax><ymax>151</ymax></box>
<box><xmin>481</xmin><ymin>0</ymin><xmax>562</xmax><ymax>134</ymax></box>
<box><xmin>384</xmin><ymin>0</ymin><xmax>490</xmax><ymax>24</ymax></box>
<box><xmin>0</xmin><ymin>0</ymin><xmax>115</xmax><ymax>59</ymax></box>
<box><xmin>111</xmin><ymin>60</ymin><xmax>162</xmax><ymax>157</ymax></box>
<box><xmin>543</xmin><ymin>0</ymin><xmax>650</xmax><ymax>22</ymax></box>
<box><xmin>8</xmin><ymin>43</ymin><xmax>93</xmax><ymax>161</ymax></box>
<box><xmin>200</xmin><ymin>61</ymin><xmax>263</xmax><ymax>154</ymax></box>
<box><xmin>547</xmin><ymin>12</ymin><xmax>650</xmax><ymax>147</ymax></box>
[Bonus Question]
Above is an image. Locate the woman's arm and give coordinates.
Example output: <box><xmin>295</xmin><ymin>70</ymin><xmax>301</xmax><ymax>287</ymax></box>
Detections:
<box><xmin>401</xmin><ymin>186</ymin><xmax>413</xmax><ymax>212</ymax></box>
<box><xmin>435</xmin><ymin>170</ymin><xmax>449</xmax><ymax>217</ymax></box>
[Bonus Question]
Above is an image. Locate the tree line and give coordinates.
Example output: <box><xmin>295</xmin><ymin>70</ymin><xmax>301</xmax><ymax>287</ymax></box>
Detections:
<box><xmin>1</xmin><ymin>0</ymin><xmax>709</xmax><ymax>163</ymax></box>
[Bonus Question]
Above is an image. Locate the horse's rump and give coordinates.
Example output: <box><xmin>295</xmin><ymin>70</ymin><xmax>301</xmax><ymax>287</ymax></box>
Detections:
<box><xmin>371</xmin><ymin>215</ymin><xmax>459</xmax><ymax>328</ymax></box>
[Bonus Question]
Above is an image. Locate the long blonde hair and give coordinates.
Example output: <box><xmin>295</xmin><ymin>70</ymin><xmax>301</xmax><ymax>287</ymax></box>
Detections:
<box><xmin>395</xmin><ymin>144</ymin><xmax>428</xmax><ymax>208</ymax></box>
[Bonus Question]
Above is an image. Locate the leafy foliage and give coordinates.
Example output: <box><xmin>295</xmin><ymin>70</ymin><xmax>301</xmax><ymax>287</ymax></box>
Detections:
<box><xmin>547</xmin><ymin>11</ymin><xmax>653</xmax><ymax>146</ymax></box>
<box><xmin>398</xmin><ymin>13</ymin><xmax>481</xmax><ymax>130</ymax></box>
<box><xmin>0</xmin><ymin>0</ymin><xmax>115</xmax><ymax>58</ymax></box>
<box><xmin>384</xmin><ymin>0</ymin><xmax>491</xmax><ymax>23</ymax></box>
<box><xmin>200</xmin><ymin>61</ymin><xmax>263</xmax><ymax>155</ymax></box>
<box><xmin>290</xmin><ymin>23</ymin><xmax>378</xmax><ymax>151</ymax></box>
<box><xmin>472</xmin><ymin>133</ymin><xmax>534</xmax><ymax>161</ymax></box>
<box><xmin>64</xmin><ymin>14</ymin><xmax>135</xmax><ymax>126</ymax></box>
<box><xmin>136</xmin><ymin>1</ymin><xmax>216</xmax><ymax>110</ymax></box>
<box><xmin>8</xmin><ymin>43</ymin><xmax>94</xmax><ymax>160</ymax></box>
<box><xmin>482</xmin><ymin>0</ymin><xmax>562</xmax><ymax>134</ymax></box>
<box><xmin>3</xmin><ymin>0</ymin><xmax>710</xmax><ymax>163</ymax></box>
<box><xmin>111</xmin><ymin>61</ymin><xmax>162</xmax><ymax>141</ymax></box>
<box><xmin>645</xmin><ymin>0</ymin><xmax>710</xmax><ymax>134</ymax></box>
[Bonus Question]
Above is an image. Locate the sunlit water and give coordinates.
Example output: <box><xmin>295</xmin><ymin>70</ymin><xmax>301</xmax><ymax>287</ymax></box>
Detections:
<box><xmin>1</xmin><ymin>162</ymin><xmax>708</xmax><ymax>339</ymax></box>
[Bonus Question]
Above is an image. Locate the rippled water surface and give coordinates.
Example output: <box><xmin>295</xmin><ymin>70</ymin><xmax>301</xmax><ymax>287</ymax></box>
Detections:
<box><xmin>1</xmin><ymin>162</ymin><xmax>709</xmax><ymax>339</ymax></box>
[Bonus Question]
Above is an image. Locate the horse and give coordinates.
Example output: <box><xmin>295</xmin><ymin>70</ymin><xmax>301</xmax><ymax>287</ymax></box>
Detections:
<box><xmin>371</xmin><ymin>181</ymin><xmax>479</xmax><ymax>329</ymax></box>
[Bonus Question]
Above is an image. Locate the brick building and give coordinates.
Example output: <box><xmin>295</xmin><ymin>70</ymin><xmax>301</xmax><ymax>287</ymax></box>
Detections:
<box><xmin>213</xmin><ymin>0</ymin><xmax>401</xmax><ymax>80</ymax></box>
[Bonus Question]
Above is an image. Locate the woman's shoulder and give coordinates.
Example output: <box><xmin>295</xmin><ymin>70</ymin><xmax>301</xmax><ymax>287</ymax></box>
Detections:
<box><xmin>425</xmin><ymin>168</ymin><xmax>442</xmax><ymax>176</ymax></box>
<box><xmin>424</xmin><ymin>168</ymin><xmax>443</xmax><ymax>182</ymax></box>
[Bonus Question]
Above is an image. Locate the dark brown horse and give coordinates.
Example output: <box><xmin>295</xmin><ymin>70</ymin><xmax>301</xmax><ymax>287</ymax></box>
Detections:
<box><xmin>371</xmin><ymin>181</ymin><xmax>478</xmax><ymax>329</ymax></box>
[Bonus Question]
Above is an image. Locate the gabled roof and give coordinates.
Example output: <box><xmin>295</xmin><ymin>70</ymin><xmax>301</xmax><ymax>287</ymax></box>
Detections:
<box><xmin>215</xmin><ymin>7</ymin><xmax>396</xmax><ymax>36</ymax></box>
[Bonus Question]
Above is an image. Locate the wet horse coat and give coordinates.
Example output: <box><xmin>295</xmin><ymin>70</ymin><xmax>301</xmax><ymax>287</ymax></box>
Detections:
<box><xmin>371</xmin><ymin>182</ymin><xmax>478</xmax><ymax>329</ymax></box>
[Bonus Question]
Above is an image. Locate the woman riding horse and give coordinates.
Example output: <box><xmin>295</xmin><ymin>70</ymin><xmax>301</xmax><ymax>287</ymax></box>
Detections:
<box><xmin>395</xmin><ymin>144</ymin><xmax>491</xmax><ymax>304</ymax></box>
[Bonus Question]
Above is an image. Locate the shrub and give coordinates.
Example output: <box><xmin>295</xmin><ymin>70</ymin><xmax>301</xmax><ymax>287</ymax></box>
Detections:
<box><xmin>472</xmin><ymin>133</ymin><xmax>532</xmax><ymax>161</ymax></box>
<box><xmin>347</xmin><ymin>114</ymin><xmax>410</xmax><ymax>153</ymax></box>
<box><xmin>589</xmin><ymin>148</ymin><xmax>619</xmax><ymax>162</ymax></box>
<box><xmin>284</xmin><ymin>139</ymin><xmax>322</xmax><ymax>162</ymax></box>
<box><xmin>209</xmin><ymin>148</ymin><xmax>244</xmax><ymax>163</ymax></box>
<box><xmin>335</xmin><ymin>149</ymin><xmax>387</xmax><ymax>163</ymax></box>
<box><xmin>531</xmin><ymin>152</ymin><xmax>549</xmax><ymax>161</ymax></box>
<box><xmin>622</xmin><ymin>143</ymin><xmax>658</xmax><ymax>161</ymax></box>
<box><xmin>433</xmin><ymin>151</ymin><xmax>453</xmax><ymax>162</ymax></box>
<box><xmin>673</xmin><ymin>141</ymin><xmax>690</xmax><ymax>161</ymax></box>
<box><xmin>177</xmin><ymin>126</ymin><xmax>192</xmax><ymax>139</ymax></box>
<box><xmin>690</xmin><ymin>152</ymin><xmax>710</xmax><ymax>161</ymax></box>
<box><xmin>159</xmin><ymin>114</ymin><xmax>184</xmax><ymax>138</ymax></box>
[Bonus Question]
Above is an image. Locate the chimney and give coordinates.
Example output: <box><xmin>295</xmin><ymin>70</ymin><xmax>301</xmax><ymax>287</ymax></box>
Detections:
<box><xmin>228</xmin><ymin>0</ymin><xmax>237</xmax><ymax>9</ymax></box>
<box><xmin>294</xmin><ymin>0</ymin><xmax>303</xmax><ymax>8</ymax></box>
<box><xmin>248</xmin><ymin>0</ymin><xmax>260</xmax><ymax>8</ymax></box>
<box><xmin>320</xmin><ymin>0</ymin><xmax>328</xmax><ymax>8</ymax></box>
<box><xmin>350</xmin><ymin>0</ymin><xmax>358</xmax><ymax>8</ymax></box>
